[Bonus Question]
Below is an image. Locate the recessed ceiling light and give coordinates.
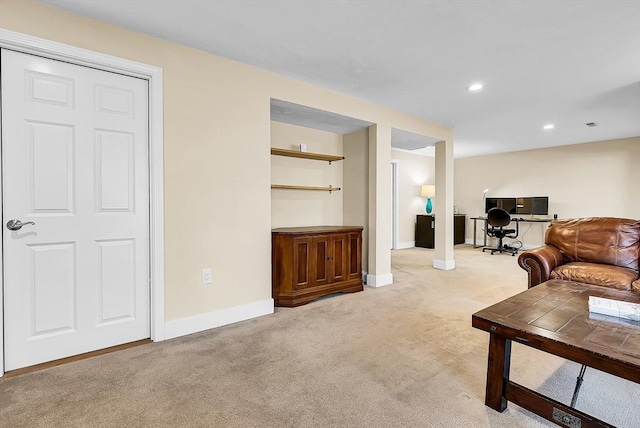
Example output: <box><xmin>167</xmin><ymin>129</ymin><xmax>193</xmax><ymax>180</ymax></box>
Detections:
<box><xmin>467</xmin><ymin>83</ymin><xmax>483</xmax><ymax>92</ymax></box>
<box><xmin>543</xmin><ymin>124</ymin><xmax>555</xmax><ymax>130</ymax></box>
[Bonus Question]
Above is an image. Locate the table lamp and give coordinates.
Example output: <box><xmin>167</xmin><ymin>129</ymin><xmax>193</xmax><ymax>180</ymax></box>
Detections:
<box><xmin>482</xmin><ymin>188</ymin><xmax>489</xmax><ymax>214</ymax></box>
<box><xmin>421</xmin><ymin>185</ymin><xmax>435</xmax><ymax>214</ymax></box>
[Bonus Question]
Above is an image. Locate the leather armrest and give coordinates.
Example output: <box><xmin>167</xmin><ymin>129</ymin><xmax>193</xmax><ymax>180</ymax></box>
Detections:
<box><xmin>518</xmin><ymin>245</ymin><xmax>564</xmax><ymax>288</ymax></box>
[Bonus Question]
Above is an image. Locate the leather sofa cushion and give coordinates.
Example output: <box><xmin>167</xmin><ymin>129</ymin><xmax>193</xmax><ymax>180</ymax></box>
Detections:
<box><xmin>551</xmin><ymin>262</ymin><xmax>639</xmax><ymax>291</ymax></box>
<box><xmin>545</xmin><ymin>217</ymin><xmax>640</xmax><ymax>274</ymax></box>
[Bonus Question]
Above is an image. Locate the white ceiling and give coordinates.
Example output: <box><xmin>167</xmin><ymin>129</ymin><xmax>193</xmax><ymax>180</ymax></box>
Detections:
<box><xmin>270</xmin><ymin>99</ymin><xmax>439</xmax><ymax>154</ymax></box>
<box><xmin>37</xmin><ymin>0</ymin><xmax>640</xmax><ymax>158</ymax></box>
<box><xmin>270</xmin><ymin>99</ymin><xmax>373</xmax><ymax>135</ymax></box>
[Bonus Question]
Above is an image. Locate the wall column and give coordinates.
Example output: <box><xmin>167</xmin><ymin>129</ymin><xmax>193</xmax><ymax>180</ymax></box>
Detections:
<box><xmin>367</xmin><ymin>124</ymin><xmax>393</xmax><ymax>287</ymax></box>
<box><xmin>434</xmin><ymin>138</ymin><xmax>455</xmax><ymax>270</ymax></box>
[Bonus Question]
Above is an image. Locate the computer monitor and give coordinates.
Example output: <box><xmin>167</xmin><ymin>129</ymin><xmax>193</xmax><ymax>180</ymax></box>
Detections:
<box><xmin>531</xmin><ymin>196</ymin><xmax>549</xmax><ymax>215</ymax></box>
<box><xmin>486</xmin><ymin>196</ymin><xmax>548</xmax><ymax>215</ymax></box>
<box><xmin>485</xmin><ymin>197</ymin><xmax>517</xmax><ymax>214</ymax></box>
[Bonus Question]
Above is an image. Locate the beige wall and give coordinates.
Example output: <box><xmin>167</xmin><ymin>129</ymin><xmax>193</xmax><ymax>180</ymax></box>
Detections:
<box><xmin>391</xmin><ymin>150</ymin><xmax>435</xmax><ymax>246</ymax></box>
<box><xmin>1</xmin><ymin>1</ymin><xmax>451</xmax><ymax>323</ymax></box>
<box><xmin>455</xmin><ymin>137</ymin><xmax>640</xmax><ymax>247</ymax></box>
<box><xmin>270</xmin><ymin>122</ymin><xmax>343</xmax><ymax>228</ymax></box>
<box><xmin>342</xmin><ymin>138</ymin><xmax>437</xmax><ymax>267</ymax></box>
<box><xmin>343</xmin><ymin>129</ymin><xmax>369</xmax><ymax>272</ymax></box>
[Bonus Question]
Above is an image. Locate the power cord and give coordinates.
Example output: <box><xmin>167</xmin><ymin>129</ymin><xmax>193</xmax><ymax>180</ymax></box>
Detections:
<box><xmin>504</xmin><ymin>223</ymin><xmax>533</xmax><ymax>250</ymax></box>
<box><xmin>504</xmin><ymin>240</ymin><xmax>523</xmax><ymax>250</ymax></box>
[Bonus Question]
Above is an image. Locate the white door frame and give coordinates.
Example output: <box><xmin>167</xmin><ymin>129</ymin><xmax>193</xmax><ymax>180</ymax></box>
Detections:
<box><xmin>0</xmin><ymin>29</ymin><xmax>165</xmax><ymax>377</ymax></box>
<box><xmin>391</xmin><ymin>160</ymin><xmax>399</xmax><ymax>250</ymax></box>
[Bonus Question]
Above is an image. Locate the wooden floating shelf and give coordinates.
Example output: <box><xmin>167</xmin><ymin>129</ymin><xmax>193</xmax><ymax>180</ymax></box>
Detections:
<box><xmin>271</xmin><ymin>147</ymin><xmax>344</xmax><ymax>163</ymax></box>
<box><xmin>271</xmin><ymin>184</ymin><xmax>341</xmax><ymax>192</ymax></box>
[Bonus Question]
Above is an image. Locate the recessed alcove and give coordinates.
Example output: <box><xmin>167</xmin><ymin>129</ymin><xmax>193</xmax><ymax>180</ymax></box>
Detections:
<box><xmin>270</xmin><ymin>99</ymin><xmax>442</xmax><ymax>268</ymax></box>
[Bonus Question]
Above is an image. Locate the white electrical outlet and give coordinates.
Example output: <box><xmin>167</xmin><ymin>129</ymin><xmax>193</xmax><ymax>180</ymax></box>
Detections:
<box><xmin>202</xmin><ymin>268</ymin><xmax>212</xmax><ymax>284</ymax></box>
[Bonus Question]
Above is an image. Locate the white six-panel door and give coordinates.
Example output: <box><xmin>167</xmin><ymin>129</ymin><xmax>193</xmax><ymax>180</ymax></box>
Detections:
<box><xmin>1</xmin><ymin>49</ymin><xmax>150</xmax><ymax>371</ymax></box>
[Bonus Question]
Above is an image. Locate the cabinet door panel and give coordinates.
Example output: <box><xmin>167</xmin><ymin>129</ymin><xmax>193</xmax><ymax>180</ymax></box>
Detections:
<box><xmin>292</xmin><ymin>238</ymin><xmax>310</xmax><ymax>289</ymax></box>
<box><xmin>415</xmin><ymin>215</ymin><xmax>434</xmax><ymax>248</ymax></box>
<box><xmin>330</xmin><ymin>234</ymin><xmax>347</xmax><ymax>283</ymax></box>
<box><xmin>454</xmin><ymin>215</ymin><xmax>466</xmax><ymax>244</ymax></box>
<box><xmin>416</xmin><ymin>215</ymin><xmax>466</xmax><ymax>247</ymax></box>
<box><xmin>347</xmin><ymin>232</ymin><xmax>362</xmax><ymax>281</ymax></box>
<box><xmin>310</xmin><ymin>236</ymin><xmax>330</xmax><ymax>287</ymax></box>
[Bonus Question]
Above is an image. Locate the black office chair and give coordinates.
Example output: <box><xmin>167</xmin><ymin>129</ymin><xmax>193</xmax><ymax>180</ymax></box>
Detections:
<box><xmin>482</xmin><ymin>208</ymin><xmax>519</xmax><ymax>256</ymax></box>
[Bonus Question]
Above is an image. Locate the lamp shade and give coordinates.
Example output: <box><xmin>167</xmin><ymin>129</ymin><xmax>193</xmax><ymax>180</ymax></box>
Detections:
<box><xmin>421</xmin><ymin>185</ymin><xmax>435</xmax><ymax>198</ymax></box>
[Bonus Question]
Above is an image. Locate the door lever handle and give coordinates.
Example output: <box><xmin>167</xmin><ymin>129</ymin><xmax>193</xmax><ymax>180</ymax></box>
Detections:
<box><xmin>6</xmin><ymin>219</ymin><xmax>36</xmax><ymax>231</ymax></box>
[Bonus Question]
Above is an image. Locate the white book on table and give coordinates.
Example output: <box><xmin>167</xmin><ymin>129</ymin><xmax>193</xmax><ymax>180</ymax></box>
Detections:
<box><xmin>588</xmin><ymin>296</ymin><xmax>640</xmax><ymax>322</ymax></box>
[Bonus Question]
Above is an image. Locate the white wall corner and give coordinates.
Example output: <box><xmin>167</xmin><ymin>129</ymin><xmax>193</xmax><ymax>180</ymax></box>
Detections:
<box><xmin>396</xmin><ymin>241</ymin><xmax>415</xmax><ymax>250</ymax></box>
<box><xmin>366</xmin><ymin>273</ymin><xmax>393</xmax><ymax>288</ymax></box>
<box><xmin>164</xmin><ymin>298</ymin><xmax>274</xmax><ymax>340</ymax></box>
<box><xmin>433</xmin><ymin>259</ymin><xmax>456</xmax><ymax>270</ymax></box>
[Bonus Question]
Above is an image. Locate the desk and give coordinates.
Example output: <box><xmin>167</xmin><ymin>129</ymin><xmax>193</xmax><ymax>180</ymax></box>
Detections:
<box><xmin>470</xmin><ymin>217</ymin><xmax>552</xmax><ymax>248</ymax></box>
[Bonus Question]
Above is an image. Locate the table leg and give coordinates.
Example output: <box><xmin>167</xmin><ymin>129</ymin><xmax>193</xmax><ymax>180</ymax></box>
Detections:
<box><xmin>473</xmin><ymin>219</ymin><xmax>478</xmax><ymax>248</ymax></box>
<box><xmin>485</xmin><ymin>333</ymin><xmax>511</xmax><ymax>412</ymax></box>
<box><xmin>483</xmin><ymin>219</ymin><xmax>488</xmax><ymax>247</ymax></box>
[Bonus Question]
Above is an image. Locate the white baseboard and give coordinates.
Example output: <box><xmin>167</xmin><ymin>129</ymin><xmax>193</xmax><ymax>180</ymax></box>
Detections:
<box><xmin>366</xmin><ymin>273</ymin><xmax>393</xmax><ymax>288</ymax></box>
<box><xmin>395</xmin><ymin>241</ymin><xmax>415</xmax><ymax>249</ymax></box>
<box><xmin>465</xmin><ymin>237</ymin><xmax>491</xmax><ymax>247</ymax></box>
<box><xmin>165</xmin><ymin>298</ymin><xmax>274</xmax><ymax>340</ymax></box>
<box><xmin>433</xmin><ymin>259</ymin><xmax>456</xmax><ymax>270</ymax></box>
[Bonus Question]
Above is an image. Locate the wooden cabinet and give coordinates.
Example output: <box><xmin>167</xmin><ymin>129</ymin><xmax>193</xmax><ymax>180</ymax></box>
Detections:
<box><xmin>415</xmin><ymin>214</ymin><xmax>466</xmax><ymax>248</ymax></box>
<box><xmin>272</xmin><ymin>226</ymin><xmax>363</xmax><ymax>307</ymax></box>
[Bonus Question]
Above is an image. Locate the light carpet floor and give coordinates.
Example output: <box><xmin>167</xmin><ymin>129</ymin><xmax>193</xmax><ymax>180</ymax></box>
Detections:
<box><xmin>1</xmin><ymin>245</ymin><xmax>639</xmax><ymax>427</ymax></box>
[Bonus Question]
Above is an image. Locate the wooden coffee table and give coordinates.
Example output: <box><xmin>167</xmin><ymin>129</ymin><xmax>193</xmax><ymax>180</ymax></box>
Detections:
<box><xmin>472</xmin><ymin>280</ymin><xmax>640</xmax><ymax>428</ymax></box>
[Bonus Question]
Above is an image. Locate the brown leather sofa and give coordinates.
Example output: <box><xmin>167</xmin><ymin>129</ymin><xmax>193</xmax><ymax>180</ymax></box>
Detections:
<box><xmin>517</xmin><ymin>217</ymin><xmax>640</xmax><ymax>291</ymax></box>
